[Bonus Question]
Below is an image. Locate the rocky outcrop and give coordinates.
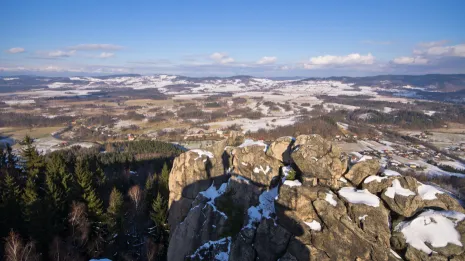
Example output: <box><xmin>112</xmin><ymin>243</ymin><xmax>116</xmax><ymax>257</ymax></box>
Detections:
<box><xmin>168</xmin><ymin>135</ymin><xmax>465</xmax><ymax>261</ymax></box>
<box><xmin>344</xmin><ymin>159</ymin><xmax>381</xmax><ymax>186</ymax></box>
<box><xmin>291</xmin><ymin>135</ymin><xmax>346</xmax><ymax>185</ymax></box>
<box><xmin>231</xmin><ymin>141</ymin><xmax>282</xmax><ymax>186</ymax></box>
<box><xmin>266</xmin><ymin>136</ymin><xmax>294</xmax><ymax>164</ymax></box>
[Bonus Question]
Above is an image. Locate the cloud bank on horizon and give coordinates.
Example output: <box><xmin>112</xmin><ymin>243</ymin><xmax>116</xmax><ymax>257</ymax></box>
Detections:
<box><xmin>1</xmin><ymin>1</ymin><xmax>464</xmax><ymax>76</ymax></box>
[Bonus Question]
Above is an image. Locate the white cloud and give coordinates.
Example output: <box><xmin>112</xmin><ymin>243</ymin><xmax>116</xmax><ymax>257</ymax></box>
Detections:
<box><xmin>47</xmin><ymin>50</ymin><xmax>76</xmax><ymax>57</ymax></box>
<box><xmin>67</xmin><ymin>44</ymin><xmax>123</xmax><ymax>51</ymax></box>
<box><xmin>98</xmin><ymin>52</ymin><xmax>115</xmax><ymax>58</ymax></box>
<box><xmin>257</xmin><ymin>56</ymin><xmax>277</xmax><ymax>65</ymax></box>
<box><xmin>304</xmin><ymin>53</ymin><xmax>375</xmax><ymax>69</ymax></box>
<box><xmin>6</xmin><ymin>47</ymin><xmax>25</xmax><ymax>54</ymax></box>
<box><xmin>392</xmin><ymin>56</ymin><xmax>429</xmax><ymax>65</ymax></box>
<box><xmin>210</xmin><ymin>52</ymin><xmax>235</xmax><ymax>64</ymax></box>
<box><xmin>417</xmin><ymin>40</ymin><xmax>448</xmax><ymax>48</ymax></box>
<box><xmin>414</xmin><ymin>42</ymin><xmax>465</xmax><ymax>58</ymax></box>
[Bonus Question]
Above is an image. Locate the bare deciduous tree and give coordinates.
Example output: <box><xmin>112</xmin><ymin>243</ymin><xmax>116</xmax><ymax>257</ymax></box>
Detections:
<box><xmin>4</xmin><ymin>231</ymin><xmax>40</xmax><ymax>261</ymax></box>
<box><xmin>69</xmin><ymin>201</ymin><xmax>90</xmax><ymax>245</ymax></box>
<box><xmin>128</xmin><ymin>185</ymin><xmax>143</xmax><ymax>212</ymax></box>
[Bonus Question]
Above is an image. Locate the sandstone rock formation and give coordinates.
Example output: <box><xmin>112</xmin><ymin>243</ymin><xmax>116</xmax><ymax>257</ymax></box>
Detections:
<box><xmin>167</xmin><ymin>134</ymin><xmax>465</xmax><ymax>261</ymax></box>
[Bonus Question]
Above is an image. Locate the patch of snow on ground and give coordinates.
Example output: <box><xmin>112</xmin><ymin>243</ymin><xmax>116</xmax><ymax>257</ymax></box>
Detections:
<box><xmin>283</xmin><ymin>180</ymin><xmax>302</xmax><ymax>187</ymax></box>
<box><xmin>364</xmin><ymin>176</ymin><xmax>387</xmax><ymax>183</ymax></box>
<box><xmin>339</xmin><ymin>177</ymin><xmax>348</xmax><ymax>183</ymax></box>
<box><xmin>396</xmin><ymin>210</ymin><xmax>465</xmax><ymax>254</ymax></box>
<box><xmin>238</xmin><ymin>139</ymin><xmax>268</xmax><ymax>152</ymax></box>
<box><xmin>383</xmin><ymin>169</ymin><xmax>401</xmax><ymax>177</ymax></box>
<box><xmin>338</xmin><ymin>187</ymin><xmax>380</xmax><ymax>207</ymax></box>
<box><xmin>304</xmin><ymin>220</ymin><xmax>322</xmax><ymax>231</ymax></box>
<box><xmin>384</xmin><ymin>179</ymin><xmax>416</xmax><ymax>198</ymax></box>
<box><xmin>417</xmin><ymin>183</ymin><xmax>444</xmax><ymax>200</ymax></box>
<box><xmin>423</xmin><ymin>110</ymin><xmax>436</xmax><ymax>116</ymax></box>
<box><xmin>325</xmin><ymin>192</ymin><xmax>337</xmax><ymax>206</ymax></box>
<box><xmin>191</xmin><ymin>149</ymin><xmax>214</xmax><ymax>160</ymax></box>
<box><xmin>438</xmin><ymin>161</ymin><xmax>465</xmax><ymax>170</ymax></box>
<box><xmin>359</xmin><ymin>215</ymin><xmax>368</xmax><ymax>221</ymax></box>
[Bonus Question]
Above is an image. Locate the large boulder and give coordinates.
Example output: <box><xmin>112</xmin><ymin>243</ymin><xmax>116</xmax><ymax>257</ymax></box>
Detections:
<box><xmin>362</xmin><ymin>175</ymin><xmax>394</xmax><ymax>194</ymax></box>
<box><xmin>291</xmin><ymin>135</ymin><xmax>345</xmax><ymax>183</ymax></box>
<box><xmin>168</xmin><ymin>149</ymin><xmax>228</xmax><ymax>229</ymax></box>
<box><xmin>275</xmin><ymin>184</ymin><xmax>327</xmax><ymax>244</ymax></box>
<box><xmin>381</xmin><ymin>177</ymin><xmax>465</xmax><ymax>218</ymax></box>
<box><xmin>231</xmin><ymin>141</ymin><xmax>282</xmax><ymax>186</ymax></box>
<box><xmin>229</xmin><ymin>228</ymin><xmax>256</xmax><ymax>261</ymax></box>
<box><xmin>344</xmin><ymin>159</ymin><xmax>381</xmax><ymax>186</ymax></box>
<box><xmin>266</xmin><ymin>136</ymin><xmax>294</xmax><ymax>164</ymax></box>
<box><xmin>168</xmin><ymin>195</ymin><xmax>229</xmax><ymax>261</ymax></box>
<box><xmin>169</xmin><ymin>150</ymin><xmax>217</xmax><ymax>207</ymax></box>
<box><xmin>393</xmin><ymin>209</ymin><xmax>465</xmax><ymax>260</ymax></box>
<box><xmin>253</xmin><ymin>218</ymin><xmax>292</xmax><ymax>261</ymax></box>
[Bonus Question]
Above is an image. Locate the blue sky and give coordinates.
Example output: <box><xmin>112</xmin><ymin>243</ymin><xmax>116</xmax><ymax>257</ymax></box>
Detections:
<box><xmin>1</xmin><ymin>0</ymin><xmax>465</xmax><ymax>76</ymax></box>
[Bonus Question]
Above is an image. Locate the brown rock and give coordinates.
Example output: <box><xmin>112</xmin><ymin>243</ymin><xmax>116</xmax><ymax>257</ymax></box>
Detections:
<box><xmin>231</xmin><ymin>143</ymin><xmax>282</xmax><ymax>186</ymax></box>
<box><xmin>291</xmin><ymin>134</ymin><xmax>344</xmax><ymax>182</ymax></box>
<box><xmin>266</xmin><ymin>136</ymin><xmax>294</xmax><ymax>164</ymax></box>
<box><xmin>344</xmin><ymin>159</ymin><xmax>381</xmax><ymax>186</ymax></box>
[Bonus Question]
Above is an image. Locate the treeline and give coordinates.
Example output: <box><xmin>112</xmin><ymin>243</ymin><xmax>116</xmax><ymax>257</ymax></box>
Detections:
<box><xmin>348</xmin><ymin>109</ymin><xmax>444</xmax><ymax>129</ymax></box>
<box><xmin>0</xmin><ymin>137</ymin><xmax>183</xmax><ymax>260</ymax></box>
<box><xmin>247</xmin><ymin>116</ymin><xmax>342</xmax><ymax>141</ymax></box>
<box><xmin>0</xmin><ymin>112</ymin><xmax>73</xmax><ymax>128</ymax></box>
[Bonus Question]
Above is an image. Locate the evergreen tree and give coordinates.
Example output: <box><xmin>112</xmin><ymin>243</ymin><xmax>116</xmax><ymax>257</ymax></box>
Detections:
<box><xmin>0</xmin><ymin>174</ymin><xmax>22</xmax><ymax>237</ymax></box>
<box><xmin>21</xmin><ymin>135</ymin><xmax>45</xmax><ymax>179</ymax></box>
<box><xmin>106</xmin><ymin>187</ymin><xmax>124</xmax><ymax>236</ymax></box>
<box><xmin>150</xmin><ymin>193</ymin><xmax>167</xmax><ymax>229</ymax></box>
<box><xmin>144</xmin><ymin>174</ymin><xmax>157</xmax><ymax>213</ymax></box>
<box><xmin>75</xmin><ymin>158</ymin><xmax>103</xmax><ymax>218</ymax></box>
<box><xmin>158</xmin><ymin>162</ymin><xmax>170</xmax><ymax>199</ymax></box>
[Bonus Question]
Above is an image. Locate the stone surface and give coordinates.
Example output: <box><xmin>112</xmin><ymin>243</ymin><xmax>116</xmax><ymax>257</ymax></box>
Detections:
<box><xmin>291</xmin><ymin>135</ymin><xmax>345</xmax><ymax>183</ymax></box>
<box><xmin>253</xmin><ymin>218</ymin><xmax>292</xmax><ymax>261</ymax></box>
<box><xmin>232</xmin><ymin>144</ymin><xmax>282</xmax><ymax>186</ymax></box>
<box><xmin>266</xmin><ymin>136</ymin><xmax>294</xmax><ymax>164</ymax></box>
<box><xmin>344</xmin><ymin>159</ymin><xmax>381</xmax><ymax>186</ymax></box>
<box><xmin>167</xmin><ymin>136</ymin><xmax>465</xmax><ymax>261</ymax></box>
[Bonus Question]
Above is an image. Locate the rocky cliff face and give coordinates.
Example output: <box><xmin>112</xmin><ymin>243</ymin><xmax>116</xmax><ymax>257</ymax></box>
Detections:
<box><xmin>167</xmin><ymin>135</ymin><xmax>465</xmax><ymax>261</ymax></box>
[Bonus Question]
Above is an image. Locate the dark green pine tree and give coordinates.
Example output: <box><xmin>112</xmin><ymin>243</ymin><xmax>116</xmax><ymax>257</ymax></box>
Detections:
<box><xmin>46</xmin><ymin>153</ymin><xmax>72</xmax><ymax>208</ymax></box>
<box><xmin>21</xmin><ymin>135</ymin><xmax>45</xmax><ymax>179</ymax></box>
<box><xmin>106</xmin><ymin>187</ymin><xmax>124</xmax><ymax>236</ymax></box>
<box><xmin>0</xmin><ymin>174</ymin><xmax>22</xmax><ymax>237</ymax></box>
<box><xmin>144</xmin><ymin>174</ymin><xmax>157</xmax><ymax>213</ymax></box>
<box><xmin>45</xmin><ymin>153</ymin><xmax>74</xmax><ymax>235</ymax></box>
<box><xmin>150</xmin><ymin>192</ymin><xmax>167</xmax><ymax>229</ymax></box>
<box><xmin>158</xmin><ymin>162</ymin><xmax>170</xmax><ymax>199</ymax></box>
<box><xmin>75</xmin><ymin>158</ymin><xmax>104</xmax><ymax>218</ymax></box>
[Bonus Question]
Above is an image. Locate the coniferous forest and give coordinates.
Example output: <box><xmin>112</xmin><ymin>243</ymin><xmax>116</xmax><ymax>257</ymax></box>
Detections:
<box><xmin>0</xmin><ymin>137</ymin><xmax>184</xmax><ymax>261</ymax></box>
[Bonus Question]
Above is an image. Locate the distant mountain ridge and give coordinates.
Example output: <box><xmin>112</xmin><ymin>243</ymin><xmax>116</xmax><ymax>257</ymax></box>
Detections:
<box><xmin>1</xmin><ymin>73</ymin><xmax>465</xmax><ymax>95</ymax></box>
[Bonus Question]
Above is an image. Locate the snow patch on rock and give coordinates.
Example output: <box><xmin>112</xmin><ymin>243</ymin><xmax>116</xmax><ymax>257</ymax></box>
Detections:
<box><xmin>364</xmin><ymin>176</ymin><xmax>387</xmax><ymax>183</ymax></box>
<box><xmin>338</xmin><ymin>187</ymin><xmax>380</xmax><ymax>207</ymax></box>
<box><xmin>304</xmin><ymin>220</ymin><xmax>322</xmax><ymax>231</ymax></box>
<box><xmin>191</xmin><ymin>149</ymin><xmax>214</xmax><ymax>160</ymax></box>
<box><xmin>417</xmin><ymin>183</ymin><xmax>444</xmax><ymax>200</ymax></box>
<box><xmin>396</xmin><ymin>210</ymin><xmax>465</xmax><ymax>254</ymax></box>
<box><xmin>384</xmin><ymin>179</ymin><xmax>415</xmax><ymax>199</ymax></box>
